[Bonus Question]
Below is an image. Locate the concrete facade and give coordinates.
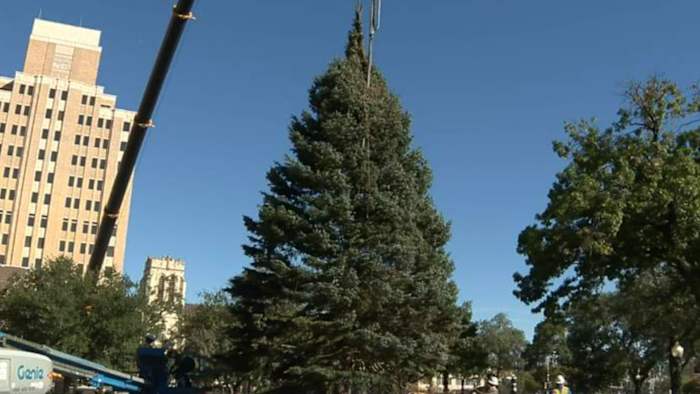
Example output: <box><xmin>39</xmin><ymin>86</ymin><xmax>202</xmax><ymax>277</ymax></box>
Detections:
<box><xmin>142</xmin><ymin>256</ymin><xmax>186</xmax><ymax>339</ymax></box>
<box><xmin>0</xmin><ymin>19</ymin><xmax>135</xmax><ymax>272</ymax></box>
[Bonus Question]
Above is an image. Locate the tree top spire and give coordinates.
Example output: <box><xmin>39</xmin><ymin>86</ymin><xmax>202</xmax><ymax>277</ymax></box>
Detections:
<box><xmin>345</xmin><ymin>4</ymin><xmax>367</xmax><ymax>62</ymax></box>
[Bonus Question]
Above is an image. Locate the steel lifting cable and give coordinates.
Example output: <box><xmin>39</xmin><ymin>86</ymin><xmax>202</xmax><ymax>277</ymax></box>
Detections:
<box><xmin>362</xmin><ymin>0</ymin><xmax>381</xmax><ymax>217</ymax></box>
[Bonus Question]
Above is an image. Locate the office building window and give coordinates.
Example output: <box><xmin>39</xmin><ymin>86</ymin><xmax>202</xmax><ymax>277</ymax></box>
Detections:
<box><xmin>41</xmin><ymin>128</ymin><xmax>49</xmax><ymax>138</ymax></box>
<box><xmin>45</xmin><ymin>109</ymin><xmax>52</xmax><ymax>118</ymax></box>
<box><xmin>7</xmin><ymin>190</ymin><xmax>14</xmax><ymax>201</ymax></box>
<box><xmin>76</xmin><ymin>177</ymin><xmax>83</xmax><ymax>188</ymax></box>
<box><xmin>37</xmin><ymin>238</ymin><xmax>44</xmax><ymax>248</ymax></box>
<box><xmin>83</xmin><ymin>136</ymin><xmax>89</xmax><ymax>146</ymax></box>
<box><xmin>35</xmin><ymin>259</ymin><xmax>42</xmax><ymax>269</ymax></box>
<box><xmin>80</xmin><ymin>156</ymin><xmax>86</xmax><ymax>166</ymax></box>
<box><xmin>120</xmin><ymin>141</ymin><xmax>127</xmax><ymax>151</ymax></box>
<box><xmin>83</xmin><ymin>222</ymin><xmax>89</xmax><ymax>234</ymax></box>
<box><xmin>15</xmin><ymin>105</ymin><xmax>21</xmax><ymax>115</ymax></box>
<box><xmin>94</xmin><ymin>202</ymin><xmax>101</xmax><ymax>212</ymax></box>
<box><xmin>88</xmin><ymin>179</ymin><xmax>95</xmax><ymax>189</ymax></box>
<box><xmin>34</xmin><ymin>171</ymin><xmax>41</xmax><ymax>182</ymax></box>
<box><xmin>102</xmin><ymin>140</ymin><xmax>109</xmax><ymax>149</ymax></box>
<box><xmin>107</xmin><ymin>247</ymin><xmax>115</xmax><ymax>257</ymax></box>
<box><xmin>38</xmin><ymin>149</ymin><xmax>45</xmax><ymax>160</ymax></box>
<box><xmin>73</xmin><ymin>199</ymin><xmax>79</xmax><ymax>209</ymax></box>
<box><xmin>70</xmin><ymin>221</ymin><xmax>77</xmax><ymax>232</ymax></box>
<box><xmin>98</xmin><ymin>119</ymin><xmax>104</xmax><ymax>128</ymax></box>
<box><xmin>80</xmin><ymin>243</ymin><xmax>86</xmax><ymax>254</ymax></box>
<box><xmin>1</xmin><ymin>234</ymin><xmax>8</xmax><ymax>245</ymax></box>
<box><xmin>58</xmin><ymin>111</ymin><xmax>64</xmax><ymax>121</ymax></box>
<box><xmin>94</xmin><ymin>138</ymin><xmax>101</xmax><ymax>148</ymax></box>
<box><xmin>0</xmin><ymin>189</ymin><xmax>5</xmax><ymax>199</ymax></box>
<box><xmin>65</xmin><ymin>198</ymin><xmax>71</xmax><ymax>208</ymax></box>
<box><xmin>19</xmin><ymin>85</ymin><xmax>25</xmax><ymax>94</ymax></box>
<box><xmin>61</xmin><ymin>91</ymin><xmax>68</xmax><ymax>100</ymax></box>
<box><xmin>90</xmin><ymin>97</ymin><xmax>96</xmax><ymax>106</ymax></box>
<box><xmin>24</xmin><ymin>236</ymin><xmax>31</xmax><ymax>247</ymax></box>
<box><xmin>75</xmin><ymin>135</ymin><xmax>81</xmax><ymax>144</ymax></box>
<box><xmin>31</xmin><ymin>192</ymin><xmax>38</xmax><ymax>203</ymax></box>
<box><xmin>86</xmin><ymin>200</ymin><xmax>93</xmax><ymax>211</ymax></box>
<box><xmin>23</xmin><ymin>106</ymin><xmax>30</xmax><ymax>116</ymax></box>
<box><xmin>21</xmin><ymin>257</ymin><xmax>29</xmax><ymax>268</ymax></box>
<box><xmin>44</xmin><ymin>194</ymin><xmax>51</xmax><ymax>204</ymax></box>
<box><xmin>86</xmin><ymin>117</ymin><xmax>93</xmax><ymax>126</ymax></box>
<box><xmin>10</xmin><ymin>125</ymin><xmax>17</xmax><ymax>135</ymax></box>
<box><xmin>100</xmin><ymin>159</ymin><xmax>106</xmax><ymax>169</ymax></box>
<box><xmin>62</xmin><ymin>219</ymin><xmax>69</xmax><ymax>231</ymax></box>
<box><xmin>0</xmin><ymin>123</ymin><xmax>4</xmax><ymax>133</ymax></box>
<box><xmin>91</xmin><ymin>222</ymin><xmax>98</xmax><ymax>235</ymax></box>
<box><xmin>81</xmin><ymin>95</ymin><xmax>88</xmax><ymax>105</ymax></box>
<box><xmin>47</xmin><ymin>173</ymin><xmax>54</xmax><ymax>183</ymax></box>
<box><xmin>11</xmin><ymin>169</ymin><xmax>18</xmax><ymax>179</ymax></box>
<box><xmin>71</xmin><ymin>155</ymin><xmax>78</xmax><ymax>166</ymax></box>
<box><xmin>27</xmin><ymin>214</ymin><xmax>35</xmax><ymax>226</ymax></box>
<box><xmin>49</xmin><ymin>89</ymin><xmax>56</xmax><ymax>99</ymax></box>
<box><xmin>0</xmin><ymin>255</ymin><xmax>4</xmax><ymax>265</ymax></box>
<box><xmin>68</xmin><ymin>242</ymin><xmax>74</xmax><ymax>253</ymax></box>
<box><xmin>123</xmin><ymin>122</ymin><xmax>131</xmax><ymax>132</ymax></box>
<box><xmin>16</xmin><ymin>147</ymin><xmax>23</xmax><ymax>157</ymax></box>
<box><xmin>68</xmin><ymin>176</ymin><xmax>74</xmax><ymax>187</ymax></box>
<box><xmin>27</xmin><ymin>86</ymin><xmax>34</xmax><ymax>96</ymax></box>
<box><xmin>54</xmin><ymin>131</ymin><xmax>61</xmax><ymax>141</ymax></box>
<box><xmin>91</xmin><ymin>158</ymin><xmax>98</xmax><ymax>168</ymax></box>
<box><xmin>4</xmin><ymin>212</ymin><xmax>12</xmax><ymax>225</ymax></box>
<box><xmin>50</xmin><ymin>151</ymin><xmax>58</xmax><ymax>162</ymax></box>
<box><xmin>7</xmin><ymin>145</ymin><xmax>13</xmax><ymax>156</ymax></box>
<box><xmin>106</xmin><ymin>119</ymin><xmax>113</xmax><ymax>129</ymax></box>
<box><xmin>40</xmin><ymin>216</ymin><xmax>47</xmax><ymax>228</ymax></box>
<box><xmin>59</xmin><ymin>241</ymin><xmax>66</xmax><ymax>252</ymax></box>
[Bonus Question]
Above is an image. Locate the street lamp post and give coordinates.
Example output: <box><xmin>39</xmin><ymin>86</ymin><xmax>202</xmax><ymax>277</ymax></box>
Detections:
<box><xmin>671</xmin><ymin>341</ymin><xmax>684</xmax><ymax>394</ymax></box>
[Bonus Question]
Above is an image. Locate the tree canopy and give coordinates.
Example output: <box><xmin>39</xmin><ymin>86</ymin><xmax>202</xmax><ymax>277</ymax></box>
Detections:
<box><xmin>0</xmin><ymin>257</ymin><xmax>163</xmax><ymax>371</ymax></box>
<box><xmin>515</xmin><ymin>77</ymin><xmax>700</xmax><ymax>314</ymax></box>
<box><xmin>225</xmin><ymin>9</ymin><xmax>458</xmax><ymax>393</ymax></box>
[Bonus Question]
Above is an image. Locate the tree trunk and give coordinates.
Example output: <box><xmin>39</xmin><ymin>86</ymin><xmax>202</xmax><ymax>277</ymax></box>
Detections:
<box><xmin>461</xmin><ymin>378</ymin><xmax>465</xmax><ymax>394</ymax></box>
<box><xmin>443</xmin><ymin>371</ymin><xmax>450</xmax><ymax>393</ymax></box>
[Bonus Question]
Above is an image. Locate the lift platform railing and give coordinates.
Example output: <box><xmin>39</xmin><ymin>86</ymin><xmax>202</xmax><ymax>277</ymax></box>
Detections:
<box><xmin>0</xmin><ymin>331</ymin><xmax>145</xmax><ymax>392</ymax></box>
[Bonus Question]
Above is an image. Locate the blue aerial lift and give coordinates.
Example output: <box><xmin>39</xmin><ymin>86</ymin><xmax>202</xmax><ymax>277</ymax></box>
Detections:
<box><xmin>1</xmin><ymin>1</ymin><xmax>197</xmax><ymax>393</ymax></box>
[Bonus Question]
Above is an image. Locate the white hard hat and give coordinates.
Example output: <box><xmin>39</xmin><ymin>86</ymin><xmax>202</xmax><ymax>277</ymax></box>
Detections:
<box><xmin>488</xmin><ymin>376</ymin><xmax>499</xmax><ymax>386</ymax></box>
<box><xmin>556</xmin><ymin>375</ymin><xmax>566</xmax><ymax>385</ymax></box>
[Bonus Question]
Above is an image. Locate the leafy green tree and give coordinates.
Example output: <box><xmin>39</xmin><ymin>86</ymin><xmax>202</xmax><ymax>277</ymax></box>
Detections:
<box><xmin>0</xmin><ymin>256</ymin><xmax>163</xmax><ymax>371</ymax></box>
<box><xmin>225</xmin><ymin>9</ymin><xmax>458</xmax><ymax>394</ymax></box>
<box><xmin>477</xmin><ymin>313</ymin><xmax>527</xmax><ymax>377</ymax></box>
<box><xmin>524</xmin><ymin>319</ymin><xmax>573</xmax><ymax>387</ymax></box>
<box><xmin>444</xmin><ymin>302</ymin><xmax>486</xmax><ymax>393</ymax></box>
<box><xmin>514</xmin><ymin>77</ymin><xmax>700</xmax><ymax>314</ymax></box>
<box><xmin>178</xmin><ymin>290</ymin><xmax>242</xmax><ymax>391</ymax></box>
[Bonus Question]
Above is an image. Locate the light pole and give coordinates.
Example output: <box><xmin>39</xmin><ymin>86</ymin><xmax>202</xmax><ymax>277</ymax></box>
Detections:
<box><xmin>671</xmin><ymin>341</ymin><xmax>684</xmax><ymax>394</ymax></box>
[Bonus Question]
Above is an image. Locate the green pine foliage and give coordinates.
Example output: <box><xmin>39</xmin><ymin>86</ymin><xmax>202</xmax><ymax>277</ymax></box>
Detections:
<box><xmin>226</xmin><ymin>9</ymin><xmax>458</xmax><ymax>393</ymax></box>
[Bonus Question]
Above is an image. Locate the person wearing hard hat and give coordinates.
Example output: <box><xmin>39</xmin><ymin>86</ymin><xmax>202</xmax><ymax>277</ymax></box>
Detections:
<box><xmin>473</xmin><ymin>375</ymin><xmax>499</xmax><ymax>394</ymax></box>
<box><xmin>552</xmin><ymin>375</ymin><xmax>571</xmax><ymax>394</ymax></box>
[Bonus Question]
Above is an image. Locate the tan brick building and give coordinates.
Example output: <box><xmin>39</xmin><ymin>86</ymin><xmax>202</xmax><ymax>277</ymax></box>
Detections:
<box><xmin>0</xmin><ymin>19</ymin><xmax>135</xmax><ymax>272</ymax></box>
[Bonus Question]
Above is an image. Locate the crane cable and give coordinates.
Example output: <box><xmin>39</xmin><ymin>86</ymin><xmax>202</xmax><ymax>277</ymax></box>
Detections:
<box><xmin>362</xmin><ymin>0</ymin><xmax>381</xmax><ymax>218</ymax></box>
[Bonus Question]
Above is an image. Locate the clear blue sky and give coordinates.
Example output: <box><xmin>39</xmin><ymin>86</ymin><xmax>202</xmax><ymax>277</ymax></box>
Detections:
<box><xmin>2</xmin><ymin>1</ymin><xmax>699</xmax><ymax>338</ymax></box>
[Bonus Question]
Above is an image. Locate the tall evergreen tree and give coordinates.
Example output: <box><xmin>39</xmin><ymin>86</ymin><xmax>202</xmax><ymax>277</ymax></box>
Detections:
<box><xmin>226</xmin><ymin>9</ymin><xmax>458</xmax><ymax>393</ymax></box>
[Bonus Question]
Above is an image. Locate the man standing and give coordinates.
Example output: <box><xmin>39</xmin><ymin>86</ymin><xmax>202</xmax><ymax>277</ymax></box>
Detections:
<box><xmin>473</xmin><ymin>376</ymin><xmax>499</xmax><ymax>394</ymax></box>
<box><xmin>552</xmin><ymin>375</ymin><xmax>571</xmax><ymax>394</ymax></box>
